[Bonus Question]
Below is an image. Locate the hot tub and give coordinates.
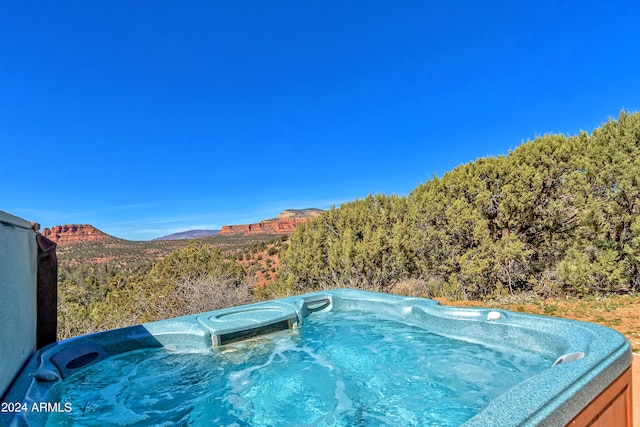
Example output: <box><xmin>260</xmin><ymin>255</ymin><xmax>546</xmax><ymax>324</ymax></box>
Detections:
<box><xmin>0</xmin><ymin>289</ymin><xmax>632</xmax><ymax>426</ymax></box>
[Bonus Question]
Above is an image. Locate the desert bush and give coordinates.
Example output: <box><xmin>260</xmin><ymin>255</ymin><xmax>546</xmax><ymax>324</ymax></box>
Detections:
<box><xmin>155</xmin><ymin>273</ymin><xmax>252</xmax><ymax>319</ymax></box>
<box><xmin>389</xmin><ymin>278</ymin><xmax>431</xmax><ymax>298</ymax></box>
<box><xmin>277</xmin><ymin>194</ymin><xmax>415</xmax><ymax>294</ymax></box>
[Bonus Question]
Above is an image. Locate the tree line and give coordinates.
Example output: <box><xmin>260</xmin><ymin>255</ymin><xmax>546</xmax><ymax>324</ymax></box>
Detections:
<box><xmin>277</xmin><ymin>111</ymin><xmax>640</xmax><ymax>299</ymax></box>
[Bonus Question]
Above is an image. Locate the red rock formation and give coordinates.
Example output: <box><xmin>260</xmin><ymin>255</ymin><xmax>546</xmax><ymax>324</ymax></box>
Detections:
<box><xmin>41</xmin><ymin>224</ymin><xmax>114</xmax><ymax>245</ymax></box>
<box><xmin>219</xmin><ymin>218</ymin><xmax>306</xmax><ymax>236</ymax></box>
<box><xmin>218</xmin><ymin>209</ymin><xmax>322</xmax><ymax>236</ymax></box>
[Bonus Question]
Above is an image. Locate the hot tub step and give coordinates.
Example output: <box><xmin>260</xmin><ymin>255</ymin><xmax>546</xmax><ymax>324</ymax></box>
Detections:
<box><xmin>197</xmin><ymin>302</ymin><xmax>300</xmax><ymax>347</ymax></box>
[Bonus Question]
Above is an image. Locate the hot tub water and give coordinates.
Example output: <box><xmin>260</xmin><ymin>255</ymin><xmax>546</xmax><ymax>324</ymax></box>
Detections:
<box><xmin>46</xmin><ymin>310</ymin><xmax>552</xmax><ymax>426</ymax></box>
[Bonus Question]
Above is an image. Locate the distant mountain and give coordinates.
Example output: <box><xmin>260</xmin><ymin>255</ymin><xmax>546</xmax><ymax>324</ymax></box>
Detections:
<box><xmin>218</xmin><ymin>208</ymin><xmax>322</xmax><ymax>236</ymax></box>
<box><xmin>153</xmin><ymin>230</ymin><xmax>219</xmax><ymax>241</ymax></box>
<box><xmin>42</xmin><ymin>224</ymin><xmax>116</xmax><ymax>246</ymax></box>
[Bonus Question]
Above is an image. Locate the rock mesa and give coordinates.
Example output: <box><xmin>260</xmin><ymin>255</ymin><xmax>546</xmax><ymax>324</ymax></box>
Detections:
<box><xmin>218</xmin><ymin>209</ymin><xmax>322</xmax><ymax>236</ymax></box>
<box><xmin>41</xmin><ymin>224</ymin><xmax>113</xmax><ymax>245</ymax></box>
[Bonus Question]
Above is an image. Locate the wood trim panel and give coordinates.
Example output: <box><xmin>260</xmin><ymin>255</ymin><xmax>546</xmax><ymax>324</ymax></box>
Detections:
<box><xmin>566</xmin><ymin>367</ymin><xmax>632</xmax><ymax>427</ymax></box>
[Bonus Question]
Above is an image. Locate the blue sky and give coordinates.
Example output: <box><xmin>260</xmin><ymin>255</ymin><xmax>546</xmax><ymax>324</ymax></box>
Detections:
<box><xmin>2</xmin><ymin>1</ymin><xmax>639</xmax><ymax>240</ymax></box>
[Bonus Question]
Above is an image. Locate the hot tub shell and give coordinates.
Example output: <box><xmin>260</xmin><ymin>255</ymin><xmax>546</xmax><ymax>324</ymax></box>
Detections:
<box><xmin>1</xmin><ymin>289</ymin><xmax>633</xmax><ymax>426</ymax></box>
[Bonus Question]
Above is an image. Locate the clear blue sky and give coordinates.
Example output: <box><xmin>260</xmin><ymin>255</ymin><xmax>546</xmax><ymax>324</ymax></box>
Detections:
<box><xmin>2</xmin><ymin>1</ymin><xmax>639</xmax><ymax>240</ymax></box>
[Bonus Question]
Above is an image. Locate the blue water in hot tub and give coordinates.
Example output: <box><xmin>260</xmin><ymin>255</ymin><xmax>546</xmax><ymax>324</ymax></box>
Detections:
<box><xmin>45</xmin><ymin>310</ymin><xmax>552</xmax><ymax>426</ymax></box>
